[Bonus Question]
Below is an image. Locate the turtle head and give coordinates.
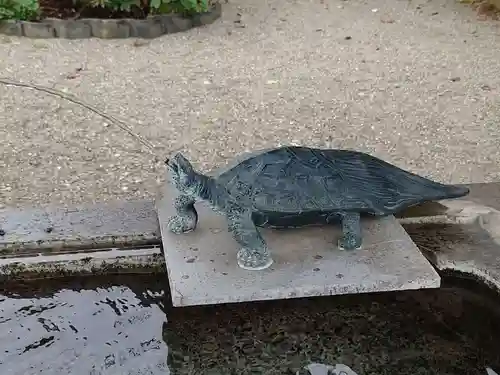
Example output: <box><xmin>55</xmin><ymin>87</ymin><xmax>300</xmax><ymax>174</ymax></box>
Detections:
<box><xmin>165</xmin><ymin>153</ymin><xmax>200</xmax><ymax>196</ymax></box>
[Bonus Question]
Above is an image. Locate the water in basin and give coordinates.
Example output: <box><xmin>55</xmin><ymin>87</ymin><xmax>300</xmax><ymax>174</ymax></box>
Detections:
<box><xmin>0</xmin><ymin>273</ymin><xmax>499</xmax><ymax>375</ymax></box>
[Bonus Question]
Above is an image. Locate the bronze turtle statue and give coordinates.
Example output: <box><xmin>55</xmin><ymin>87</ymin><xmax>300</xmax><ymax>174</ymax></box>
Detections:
<box><xmin>165</xmin><ymin>146</ymin><xmax>469</xmax><ymax>271</ymax></box>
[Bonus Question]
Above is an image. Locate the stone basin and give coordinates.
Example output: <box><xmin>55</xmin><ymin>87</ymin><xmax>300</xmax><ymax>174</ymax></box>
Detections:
<box><xmin>1</xmin><ymin>183</ymin><xmax>500</xmax><ymax>374</ymax></box>
<box><xmin>0</xmin><ymin>271</ymin><xmax>499</xmax><ymax>375</ymax></box>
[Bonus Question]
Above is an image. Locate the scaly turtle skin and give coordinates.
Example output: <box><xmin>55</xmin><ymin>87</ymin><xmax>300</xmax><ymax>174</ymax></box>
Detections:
<box><xmin>165</xmin><ymin>146</ymin><xmax>469</xmax><ymax>271</ymax></box>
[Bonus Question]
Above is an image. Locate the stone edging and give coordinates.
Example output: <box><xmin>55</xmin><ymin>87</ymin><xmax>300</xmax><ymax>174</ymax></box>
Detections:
<box><xmin>0</xmin><ymin>3</ymin><xmax>221</xmax><ymax>39</ymax></box>
<box><xmin>2</xmin><ymin>183</ymin><xmax>500</xmax><ymax>289</ymax></box>
<box><xmin>0</xmin><ymin>199</ymin><xmax>163</xmax><ymax>280</ymax></box>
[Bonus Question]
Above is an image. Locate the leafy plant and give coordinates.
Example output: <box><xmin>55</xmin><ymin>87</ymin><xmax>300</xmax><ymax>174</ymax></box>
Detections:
<box><xmin>151</xmin><ymin>0</ymin><xmax>208</xmax><ymax>15</ymax></box>
<box><xmin>80</xmin><ymin>0</ymin><xmax>209</xmax><ymax>16</ymax></box>
<box><xmin>0</xmin><ymin>0</ymin><xmax>39</xmax><ymax>21</ymax></box>
<box><xmin>88</xmin><ymin>0</ymin><xmax>141</xmax><ymax>12</ymax></box>
<box><xmin>108</xmin><ymin>0</ymin><xmax>140</xmax><ymax>12</ymax></box>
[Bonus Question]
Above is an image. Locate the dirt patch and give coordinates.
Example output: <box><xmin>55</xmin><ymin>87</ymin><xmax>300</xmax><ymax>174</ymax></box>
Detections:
<box><xmin>38</xmin><ymin>0</ymin><xmax>152</xmax><ymax>19</ymax></box>
<box><xmin>460</xmin><ymin>0</ymin><xmax>500</xmax><ymax>20</ymax></box>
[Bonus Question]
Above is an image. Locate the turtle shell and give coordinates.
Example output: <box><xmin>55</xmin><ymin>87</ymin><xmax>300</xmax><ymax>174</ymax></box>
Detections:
<box><xmin>214</xmin><ymin>146</ymin><xmax>469</xmax><ymax>215</ymax></box>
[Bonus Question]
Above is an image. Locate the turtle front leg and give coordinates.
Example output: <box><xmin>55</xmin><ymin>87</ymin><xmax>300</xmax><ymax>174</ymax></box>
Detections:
<box><xmin>338</xmin><ymin>212</ymin><xmax>362</xmax><ymax>250</ymax></box>
<box><xmin>226</xmin><ymin>209</ymin><xmax>274</xmax><ymax>271</ymax></box>
<box><xmin>167</xmin><ymin>194</ymin><xmax>198</xmax><ymax>234</ymax></box>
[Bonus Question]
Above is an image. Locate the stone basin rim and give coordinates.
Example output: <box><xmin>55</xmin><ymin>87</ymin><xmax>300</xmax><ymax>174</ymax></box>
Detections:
<box><xmin>0</xmin><ymin>3</ymin><xmax>222</xmax><ymax>39</ymax></box>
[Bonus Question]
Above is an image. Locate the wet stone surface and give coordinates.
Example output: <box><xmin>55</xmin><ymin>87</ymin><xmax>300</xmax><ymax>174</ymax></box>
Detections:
<box><xmin>0</xmin><ymin>274</ymin><xmax>499</xmax><ymax>374</ymax></box>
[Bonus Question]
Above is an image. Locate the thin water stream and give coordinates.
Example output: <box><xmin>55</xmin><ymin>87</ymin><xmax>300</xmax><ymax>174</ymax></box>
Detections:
<box><xmin>0</xmin><ymin>274</ymin><xmax>499</xmax><ymax>375</ymax></box>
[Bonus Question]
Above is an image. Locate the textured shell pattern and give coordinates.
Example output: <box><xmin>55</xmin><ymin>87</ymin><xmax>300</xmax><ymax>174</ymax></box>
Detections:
<box><xmin>214</xmin><ymin>147</ymin><xmax>467</xmax><ymax>215</ymax></box>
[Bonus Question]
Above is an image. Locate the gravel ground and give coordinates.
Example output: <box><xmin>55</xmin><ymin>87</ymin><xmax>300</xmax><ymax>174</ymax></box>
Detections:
<box><xmin>1</xmin><ymin>0</ymin><xmax>500</xmax><ymax>209</ymax></box>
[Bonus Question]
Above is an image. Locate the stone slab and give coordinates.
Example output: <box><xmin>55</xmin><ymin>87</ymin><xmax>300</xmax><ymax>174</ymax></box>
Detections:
<box><xmin>157</xmin><ymin>180</ymin><xmax>441</xmax><ymax>307</ymax></box>
<box><xmin>0</xmin><ymin>200</ymin><xmax>160</xmax><ymax>254</ymax></box>
<box><xmin>0</xmin><ymin>245</ymin><xmax>163</xmax><ymax>280</ymax></box>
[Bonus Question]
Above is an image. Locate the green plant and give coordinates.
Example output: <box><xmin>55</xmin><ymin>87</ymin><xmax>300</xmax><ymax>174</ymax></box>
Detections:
<box><xmin>108</xmin><ymin>0</ymin><xmax>140</xmax><ymax>11</ymax></box>
<box><xmin>0</xmin><ymin>0</ymin><xmax>39</xmax><ymax>20</ymax></box>
<box><xmin>151</xmin><ymin>0</ymin><xmax>209</xmax><ymax>15</ymax></box>
<box><xmin>81</xmin><ymin>0</ymin><xmax>209</xmax><ymax>15</ymax></box>
<box><xmin>88</xmin><ymin>0</ymin><xmax>140</xmax><ymax>12</ymax></box>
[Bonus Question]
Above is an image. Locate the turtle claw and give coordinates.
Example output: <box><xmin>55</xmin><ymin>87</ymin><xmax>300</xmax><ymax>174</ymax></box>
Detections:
<box><xmin>167</xmin><ymin>215</ymin><xmax>196</xmax><ymax>234</ymax></box>
<box><xmin>338</xmin><ymin>234</ymin><xmax>362</xmax><ymax>251</ymax></box>
<box><xmin>237</xmin><ymin>248</ymin><xmax>274</xmax><ymax>271</ymax></box>
<box><xmin>167</xmin><ymin>194</ymin><xmax>198</xmax><ymax>234</ymax></box>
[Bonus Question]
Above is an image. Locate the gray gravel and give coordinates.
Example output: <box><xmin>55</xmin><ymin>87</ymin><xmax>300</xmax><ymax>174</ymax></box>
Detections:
<box><xmin>1</xmin><ymin>0</ymin><xmax>500</xmax><ymax>209</ymax></box>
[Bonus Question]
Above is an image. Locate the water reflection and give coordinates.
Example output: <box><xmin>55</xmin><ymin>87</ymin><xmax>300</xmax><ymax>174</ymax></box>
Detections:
<box><xmin>299</xmin><ymin>363</ymin><xmax>358</xmax><ymax>375</ymax></box>
<box><xmin>0</xmin><ymin>276</ymin><xmax>169</xmax><ymax>375</ymax></box>
<box><xmin>0</xmin><ymin>275</ymin><xmax>499</xmax><ymax>375</ymax></box>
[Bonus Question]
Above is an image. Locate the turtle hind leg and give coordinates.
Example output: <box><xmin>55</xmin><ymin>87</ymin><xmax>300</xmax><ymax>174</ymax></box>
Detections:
<box><xmin>227</xmin><ymin>208</ymin><xmax>273</xmax><ymax>271</ymax></box>
<box><xmin>167</xmin><ymin>194</ymin><xmax>198</xmax><ymax>234</ymax></box>
<box><xmin>338</xmin><ymin>212</ymin><xmax>362</xmax><ymax>250</ymax></box>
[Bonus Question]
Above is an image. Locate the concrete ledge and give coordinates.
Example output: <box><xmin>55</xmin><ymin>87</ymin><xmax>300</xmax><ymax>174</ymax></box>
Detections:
<box><xmin>1</xmin><ymin>182</ymin><xmax>500</xmax><ymax>297</ymax></box>
<box><xmin>0</xmin><ymin>199</ymin><xmax>163</xmax><ymax>280</ymax></box>
<box><xmin>0</xmin><ymin>245</ymin><xmax>164</xmax><ymax>281</ymax></box>
<box><xmin>404</xmin><ymin>219</ymin><xmax>500</xmax><ymax>294</ymax></box>
<box><xmin>400</xmin><ymin>183</ymin><xmax>500</xmax><ymax>293</ymax></box>
<box><xmin>0</xmin><ymin>3</ymin><xmax>221</xmax><ymax>39</ymax></box>
<box><xmin>0</xmin><ymin>199</ymin><xmax>160</xmax><ymax>255</ymax></box>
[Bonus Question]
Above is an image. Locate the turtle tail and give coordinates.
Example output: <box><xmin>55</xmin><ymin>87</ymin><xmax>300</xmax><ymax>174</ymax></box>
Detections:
<box><xmin>437</xmin><ymin>183</ymin><xmax>470</xmax><ymax>200</ymax></box>
<box><xmin>417</xmin><ymin>181</ymin><xmax>470</xmax><ymax>202</ymax></box>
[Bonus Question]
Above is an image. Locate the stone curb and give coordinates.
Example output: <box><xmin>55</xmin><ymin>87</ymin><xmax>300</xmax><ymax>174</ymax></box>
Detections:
<box><xmin>399</xmin><ymin>182</ymin><xmax>500</xmax><ymax>293</ymax></box>
<box><xmin>0</xmin><ymin>245</ymin><xmax>165</xmax><ymax>280</ymax></box>
<box><xmin>1</xmin><ymin>183</ymin><xmax>500</xmax><ymax>290</ymax></box>
<box><xmin>0</xmin><ymin>199</ymin><xmax>163</xmax><ymax>280</ymax></box>
<box><xmin>0</xmin><ymin>199</ymin><xmax>161</xmax><ymax>255</ymax></box>
<box><xmin>0</xmin><ymin>3</ymin><xmax>221</xmax><ymax>39</ymax></box>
